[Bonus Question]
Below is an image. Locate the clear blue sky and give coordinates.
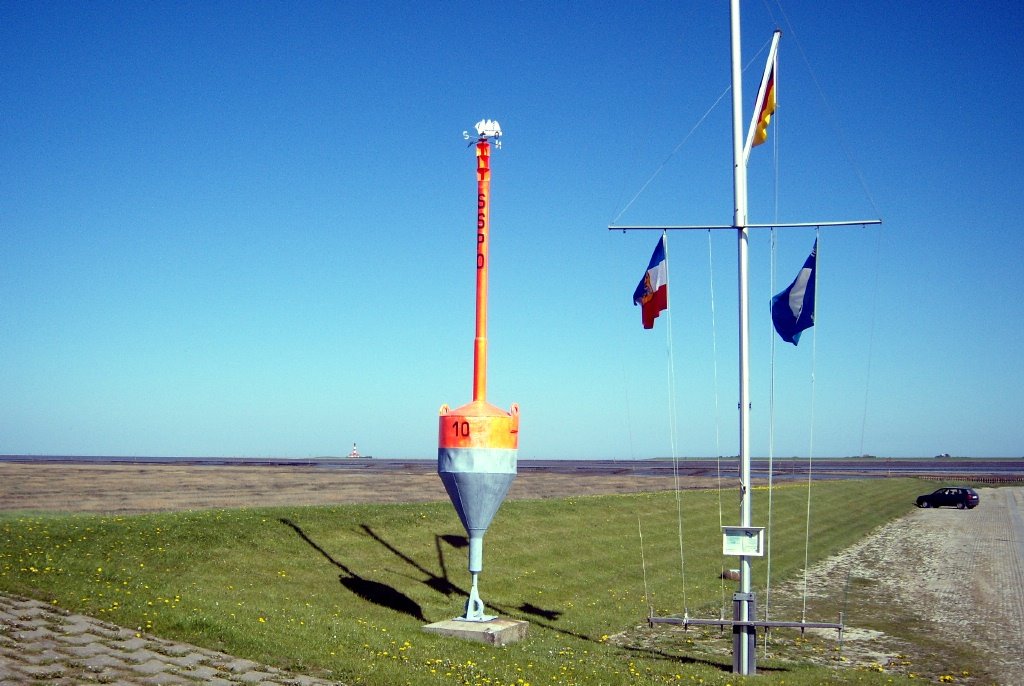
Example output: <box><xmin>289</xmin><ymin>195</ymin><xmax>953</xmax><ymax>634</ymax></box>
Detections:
<box><xmin>2</xmin><ymin>1</ymin><xmax>1021</xmax><ymax>459</ymax></box>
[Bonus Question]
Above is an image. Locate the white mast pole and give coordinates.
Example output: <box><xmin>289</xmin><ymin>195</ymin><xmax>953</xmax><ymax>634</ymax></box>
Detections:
<box><xmin>729</xmin><ymin>0</ymin><xmax>755</xmax><ymax>675</ymax></box>
<box><xmin>612</xmin><ymin>3</ymin><xmax>869</xmax><ymax>668</ymax></box>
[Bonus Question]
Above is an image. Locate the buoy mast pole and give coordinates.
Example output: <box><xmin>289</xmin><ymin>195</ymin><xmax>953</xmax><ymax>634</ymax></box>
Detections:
<box><xmin>473</xmin><ymin>137</ymin><xmax>491</xmax><ymax>403</ymax></box>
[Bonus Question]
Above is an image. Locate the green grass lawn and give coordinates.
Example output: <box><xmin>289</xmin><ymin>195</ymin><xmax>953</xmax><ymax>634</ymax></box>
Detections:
<box><xmin>0</xmin><ymin>478</ymin><xmax>930</xmax><ymax>685</ymax></box>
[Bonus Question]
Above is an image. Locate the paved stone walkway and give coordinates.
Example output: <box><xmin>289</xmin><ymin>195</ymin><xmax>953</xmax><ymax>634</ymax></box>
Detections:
<box><xmin>0</xmin><ymin>593</ymin><xmax>344</xmax><ymax>685</ymax></box>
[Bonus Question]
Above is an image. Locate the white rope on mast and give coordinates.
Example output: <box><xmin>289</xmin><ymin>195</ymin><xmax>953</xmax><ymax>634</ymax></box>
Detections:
<box><xmin>706</xmin><ymin>230</ymin><xmax>729</xmax><ymax>619</ymax></box>
<box><xmin>859</xmin><ymin>226</ymin><xmax>884</xmax><ymax>457</ymax></box>
<box><xmin>610</xmin><ymin>39</ymin><xmax>774</xmax><ymax>226</ymax></box>
<box><xmin>662</xmin><ymin>231</ymin><xmax>689</xmax><ymax>613</ymax></box>
<box><xmin>800</xmin><ymin>228</ymin><xmax>822</xmax><ymax>623</ymax></box>
<box><xmin>634</xmin><ymin>522</ymin><xmax>651</xmax><ymax>618</ymax></box>
<box><xmin>764</xmin><ymin>227</ymin><xmax>779</xmax><ymax>654</ymax></box>
<box><xmin>621</xmin><ymin>390</ymin><xmax>653</xmax><ymax>617</ymax></box>
<box><xmin>763</xmin><ymin>78</ymin><xmax>783</xmax><ymax>652</ymax></box>
<box><xmin>616</xmin><ymin>335</ymin><xmax>652</xmax><ymax>618</ymax></box>
<box><xmin>610</xmin><ymin>95</ymin><xmax>726</xmax><ymax>225</ymax></box>
<box><xmin>770</xmin><ymin>0</ymin><xmax>883</xmax><ymax>220</ymax></box>
<box><xmin>610</xmin><ymin>228</ymin><xmax>657</xmax><ymax>625</ymax></box>
<box><xmin>758</xmin><ymin>1</ymin><xmax>882</xmax><ymax>638</ymax></box>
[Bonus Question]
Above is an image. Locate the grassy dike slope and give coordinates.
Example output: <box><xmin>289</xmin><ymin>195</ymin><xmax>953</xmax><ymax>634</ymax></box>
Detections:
<box><xmin>0</xmin><ymin>479</ymin><xmax>927</xmax><ymax>685</ymax></box>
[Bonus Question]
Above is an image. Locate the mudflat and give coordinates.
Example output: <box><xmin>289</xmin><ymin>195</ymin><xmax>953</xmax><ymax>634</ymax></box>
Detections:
<box><xmin>0</xmin><ymin>461</ymin><xmax>704</xmax><ymax>514</ymax></box>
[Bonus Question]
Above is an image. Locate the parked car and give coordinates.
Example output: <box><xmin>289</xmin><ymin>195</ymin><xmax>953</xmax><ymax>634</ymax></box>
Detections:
<box><xmin>916</xmin><ymin>487</ymin><xmax>979</xmax><ymax>509</ymax></box>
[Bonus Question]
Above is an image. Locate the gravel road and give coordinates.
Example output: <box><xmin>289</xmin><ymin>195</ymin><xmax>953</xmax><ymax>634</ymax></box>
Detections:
<box><xmin>775</xmin><ymin>486</ymin><xmax>1024</xmax><ymax>685</ymax></box>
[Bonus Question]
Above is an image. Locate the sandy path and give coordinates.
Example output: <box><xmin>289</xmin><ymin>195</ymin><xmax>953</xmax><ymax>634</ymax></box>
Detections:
<box><xmin>921</xmin><ymin>487</ymin><xmax>1024</xmax><ymax>684</ymax></box>
<box><xmin>773</xmin><ymin>486</ymin><xmax>1024</xmax><ymax>684</ymax></box>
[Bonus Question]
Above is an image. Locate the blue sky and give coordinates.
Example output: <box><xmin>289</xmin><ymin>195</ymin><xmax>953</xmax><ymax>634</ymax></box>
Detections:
<box><xmin>2</xmin><ymin>1</ymin><xmax>1021</xmax><ymax>459</ymax></box>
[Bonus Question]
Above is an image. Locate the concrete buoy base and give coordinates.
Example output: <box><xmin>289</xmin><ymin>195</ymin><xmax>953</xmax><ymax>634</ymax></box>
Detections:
<box><xmin>422</xmin><ymin>618</ymin><xmax>529</xmax><ymax>646</ymax></box>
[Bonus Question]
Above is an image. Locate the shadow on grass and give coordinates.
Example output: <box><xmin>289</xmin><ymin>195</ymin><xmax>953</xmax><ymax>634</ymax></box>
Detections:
<box><xmin>355</xmin><ymin>523</ymin><xmax>729</xmax><ymax>665</ymax></box>
<box><xmin>359</xmin><ymin>524</ymin><xmax>464</xmax><ymax>598</ymax></box>
<box><xmin>279</xmin><ymin>517</ymin><xmax>426</xmax><ymax>622</ymax></box>
<box><xmin>517</xmin><ymin>602</ymin><xmax>562</xmax><ymax>621</ymax></box>
<box><xmin>614</xmin><ymin>623</ymin><xmax>793</xmax><ymax>675</ymax></box>
<box><xmin>281</xmin><ymin>517</ymin><xmax>738</xmax><ymax>674</ymax></box>
<box><xmin>359</xmin><ymin>524</ymin><xmax>569</xmax><ymax>627</ymax></box>
<box><xmin>360</xmin><ymin>526</ymin><xmax>560</xmax><ymax>622</ymax></box>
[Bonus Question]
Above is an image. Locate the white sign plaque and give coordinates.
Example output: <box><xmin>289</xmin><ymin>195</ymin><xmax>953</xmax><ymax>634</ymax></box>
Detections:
<box><xmin>722</xmin><ymin>526</ymin><xmax>765</xmax><ymax>557</ymax></box>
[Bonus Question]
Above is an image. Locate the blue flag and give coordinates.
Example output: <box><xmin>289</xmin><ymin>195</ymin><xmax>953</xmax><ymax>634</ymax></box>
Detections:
<box><xmin>771</xmin><ymin>240</ymin><xmax>816</xmax><ymax>345</ymax></box>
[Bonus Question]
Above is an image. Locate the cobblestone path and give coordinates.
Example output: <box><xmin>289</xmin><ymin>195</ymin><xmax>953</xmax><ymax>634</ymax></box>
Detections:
<box><xmin>0</xmin><ymin>593</ymin><xmax>344</xmax><ymax>685</ymax></box>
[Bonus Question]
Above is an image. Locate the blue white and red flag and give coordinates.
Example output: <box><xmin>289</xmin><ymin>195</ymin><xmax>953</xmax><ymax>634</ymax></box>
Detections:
<box><xmin>632</xmin><ymin>235</ymin><xmax>668</xmax><ymax>330</ymax></box>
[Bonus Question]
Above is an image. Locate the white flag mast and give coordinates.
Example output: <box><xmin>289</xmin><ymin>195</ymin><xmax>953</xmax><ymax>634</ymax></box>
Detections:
<box><xmin>728</xmin><ymin>1</ymin><xmax>757</xmax><ymax>673</ymax></box>
<box><xmin>610</xmin><ymin>0</ymin><xmax>881</xmax><ymax>677</ymax></box>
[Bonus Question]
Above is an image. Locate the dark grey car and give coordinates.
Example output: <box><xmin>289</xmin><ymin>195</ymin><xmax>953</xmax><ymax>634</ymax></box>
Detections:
<box><xmin>916</xmin><ymin>487</ymin><xmax>980</xmax><ymax>509</ymax></box>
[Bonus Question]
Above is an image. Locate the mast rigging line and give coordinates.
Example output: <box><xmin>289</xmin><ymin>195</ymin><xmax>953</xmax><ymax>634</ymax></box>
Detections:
<box><xmin>858</xmin><ymin>225</ymin><xmax>885</xmax><ymax>457</ymax></box>
<box><xmin>768</xmin><ymin>0</ymin><xmax>884</xmax><ymax>221</ymax></box>
<box><xmin>762</xmin><ymin>108</ymin><xmax>782</xmax><ymax>644</ymax></box>
<box><xmin>706</xmin><ymin>230</ymin><xmax>729</xmax><ymax>621</ymax></box>
<box><xmin>764</xmin><ymin>227</ymin><xmax>779</xmax><ymax>650</ymax></box>
<box><xmin>801</xmin><ymin>229</ymin><xmax>822</xmax><ymax>623</ymax></box>
<box><xmin>613</xmin><ymin>229</ymin><xmax>686</xmax><ymax>626</ymax></box>
<box><xmin>609</xmin><ymin>37</ymin><xmax>775</xmax><ymax>227</ymax></box>
<box><xmin>661</xmin><ymin>232</ymin><xmax>691</xmax><ymax>615</ymax></box>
